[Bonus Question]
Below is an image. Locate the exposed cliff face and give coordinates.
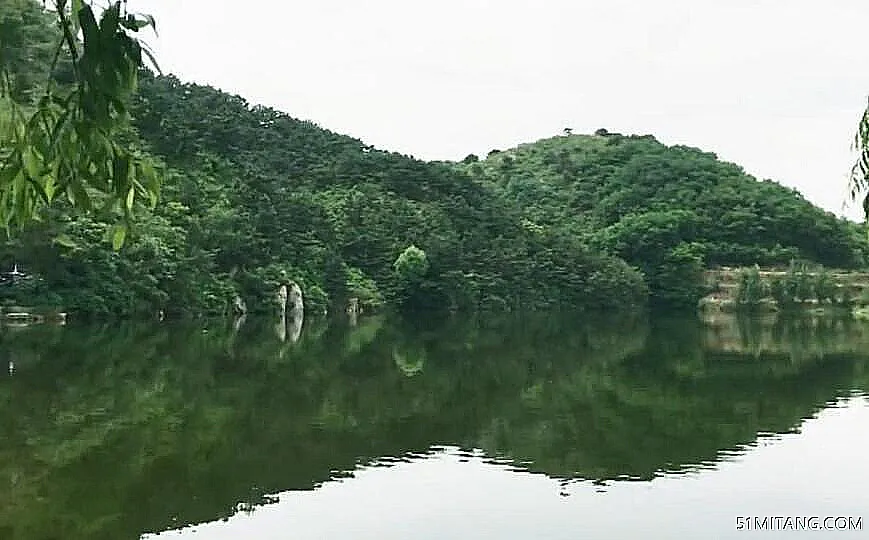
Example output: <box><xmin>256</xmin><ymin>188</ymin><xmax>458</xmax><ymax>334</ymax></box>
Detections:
<box><xmin>699</xmin><ymin>267</ymin><xmax>869</xmax><ymax>313</ymax></box>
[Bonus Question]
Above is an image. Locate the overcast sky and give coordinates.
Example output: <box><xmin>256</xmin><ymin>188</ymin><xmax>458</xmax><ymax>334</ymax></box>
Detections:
<box><xmin>134</xmin><ymin>0</ymin><xmax>869</xmax><ymax>220</ymax></box>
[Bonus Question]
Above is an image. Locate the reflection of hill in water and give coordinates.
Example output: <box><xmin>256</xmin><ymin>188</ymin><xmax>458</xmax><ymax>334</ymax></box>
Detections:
<box><xmin>0</xmin><ymin>313</ymin><xmax>866</xmax><ymax>539</ymax></box>
<box><xmin>481</xmin><ymin>315</ymin><xmax>868</xmax><ymax>483</ymax></box>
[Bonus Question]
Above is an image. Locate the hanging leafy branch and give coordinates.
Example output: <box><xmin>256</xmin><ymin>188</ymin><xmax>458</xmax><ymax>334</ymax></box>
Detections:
<box><xmin>0</xmin><ymin>0</ymin><xmax>160</xmax><ymax>248</ymax></box>
<box><xmin>850</xmin><ymin>98</ymin><xmax>869</xmax><ymax>220</ymax></box>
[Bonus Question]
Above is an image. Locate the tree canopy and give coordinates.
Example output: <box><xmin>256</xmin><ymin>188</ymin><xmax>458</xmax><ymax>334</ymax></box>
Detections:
<box><xmin>464</xmin><ymin>132</ymin><xmax>869</xmax><ymax>306</ymax></box>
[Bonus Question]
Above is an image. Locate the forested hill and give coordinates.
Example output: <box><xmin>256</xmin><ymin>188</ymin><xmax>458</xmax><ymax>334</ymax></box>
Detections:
<box><xmin>0</xmin><ymin>0</ymin><xmax>865</xmax><ymax>316</ymax></box>
<box><xmin>116</xmin><ymin>73</ymin><xmax>647</xmax><ymax>316</ymax></box>
<box><xmin>462</xmin><ymin>132</ymin><xmax>869</xmax><ymax>305</ymax></box>
<box><xmin>0</xmin><ymin>0</ymin><xmax>648</xmax><ymax>318</ymax></box>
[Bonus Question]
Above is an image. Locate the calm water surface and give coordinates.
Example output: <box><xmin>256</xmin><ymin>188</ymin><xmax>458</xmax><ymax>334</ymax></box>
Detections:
<box><xmin>1</xmin><ymin>313</ymin><xmax>867</xmax><ymax>539</ymax></box>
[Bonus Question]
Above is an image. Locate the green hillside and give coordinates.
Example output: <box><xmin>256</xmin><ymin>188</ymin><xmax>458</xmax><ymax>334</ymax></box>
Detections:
<box><xmin>463</xmin><ymin>132</ymin><xmax>868</xmax><ymax>306</ymax></box>
<box><xmin>0</xmin><ymin>0</ymin><xmax>647</xmax><ymax>317</ymax></box>
<box><xmin>1</xmin><ymin>0</ymin><xmax>864</xmax><ymax>316</ymax></box>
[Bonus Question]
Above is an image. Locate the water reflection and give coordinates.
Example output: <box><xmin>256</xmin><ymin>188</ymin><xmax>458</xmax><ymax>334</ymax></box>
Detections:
<box><xmin>148</xmin><ymin>399</ymin><xmax>869</xmax><ymax>540</ymax></box>
<box><xmin>0</xmin><ymin>312</ymin><xmax>866</xmax><ymax>539</ymax></box>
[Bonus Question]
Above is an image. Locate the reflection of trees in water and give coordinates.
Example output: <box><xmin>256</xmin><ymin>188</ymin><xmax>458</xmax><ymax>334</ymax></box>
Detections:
<box><xmin>0</xmin><ymin>312</ymin><xmax>866</xmax><ymax>539</ymax></box>
<box><xmin>703</xmin><ymin>312</ymin><xmax>869</xmax><ymax>359</ymax></box>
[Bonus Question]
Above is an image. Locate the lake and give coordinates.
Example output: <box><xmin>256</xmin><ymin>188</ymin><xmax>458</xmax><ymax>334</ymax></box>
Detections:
<box><xmin>0</xmin><ymin>312</ymin><xmax>866</xmax><ymax>539</ymax></box>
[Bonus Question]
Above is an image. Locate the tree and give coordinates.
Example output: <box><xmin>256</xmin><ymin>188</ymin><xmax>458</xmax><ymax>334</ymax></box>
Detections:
<box><xmin>0</xmin><ymin>0</ymin><xmax>61</xmax><ymax>102</ymax></box>
<box><xmin>393</xmin><ymin>245</ymin><xmax>429</xmax><ymax>283</ymax></box>
<box><xmin>391</xmin><ymin>245</ymin><xmax>430</xmax><ymax>308</ymax></box>
<box><xmin>0</xmin><ymin>0</ymin><xmax>159</xmax><ymax>246</ymax></box>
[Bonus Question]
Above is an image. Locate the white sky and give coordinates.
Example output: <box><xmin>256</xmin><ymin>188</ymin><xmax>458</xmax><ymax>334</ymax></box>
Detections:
<box><xmin>132</xmin><ymin>0</ymin><xmax>869</xmax><ymax>220</ymax></box>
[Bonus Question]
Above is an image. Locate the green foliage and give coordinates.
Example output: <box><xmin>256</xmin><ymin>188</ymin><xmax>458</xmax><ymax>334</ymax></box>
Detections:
<box><xmin>0</xmin><ymin>63</ymin><xmax>649</xmax><ymax>317</ymax></box>
<box><xmin>654</xmin><ymin>242</ymin><xmax>706</xmax><ymax>308</ymax></box>
<box><xmin>850</xmin><ymin>98</ymin><xmax>869</xmax><ymax>221</ymax></box>
<box><xmin>0</xmin><ymin>0</ymin><xmax>63</xmax><ymax>103</ymax></box>
<box><xmin>813</xmin><ymin>268</ymin><xmax>837</xmax><ymax>303</ymax></box>
<box><xmin>764</xmin><ymin>262</ymin><xmax>848</xmax><ymax>309</ymax></box>
<box><xmin>467</xmin><ymin>133</ymin><xmax>869</xmax><ymax>307</ymax></box>
<box><xmin>789</xmin><ymin>261</ymin><xmax>816</xmax><ymax>302</ymax></box>
<box><xmin>345</xmin><ymin>265</ymin><xmax>383</xmax><ymax>311</ymax></box>
<box><xmin>595</xmin><ymin>210</ymin><xmax>706</xmax><ymax>306</ymax></box>
<box><xmin>393</xmin><ymin>245</ymin><xmax>429</xmax><ymax>282</ymax></box>
<box><xmin>0</xmin><ymin>0</ymin><xmax>160</xmax><ymax>244</ymax></box>
<box><xmin>736</xmin><ymin>266</ymin><xmax>768</xmax><ymax>307</ymax></box>
<box><xmin>769</xmin><ymin>276</ymin><xmax>790</xmax><ymax>307</ymax></box>
<box><xmin>116</xmin><ymin>73</ymin><xmax>646</xmax><ymax>317</ymax></box>
<box><xmin>391</xmin><ymin>245</ymin><xmax>430</xmax><ymax>309</ymax></box>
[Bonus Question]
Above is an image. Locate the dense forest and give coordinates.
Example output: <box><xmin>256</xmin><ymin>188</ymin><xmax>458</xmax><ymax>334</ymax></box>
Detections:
<box><xmin>462</xmin><ymin>133</ymin><xmax>869</xmax><ymax>306</ymax></box>
<box><xmin>0</xmin><ymin>0</ymin><xmax>866</xmax><ymax>317</ymax></box>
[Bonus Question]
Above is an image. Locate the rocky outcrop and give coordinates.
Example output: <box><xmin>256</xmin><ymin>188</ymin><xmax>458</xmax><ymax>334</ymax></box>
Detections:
<box><xmin>347</xmin><ymin>297</ymin><xmax>361</xmax><ymax>326</ymax></box>
<box><xmin>276</xmin><ymin>279</ymin><xmax>304</xmax><ymax>343</ymax></box>
<box><xmin>288</xmin><ymin>282</ymin><xmax>303</xmax><ymax>319</ymax></box>
<box><xmin>232</xmin><ymin>294</ymin><xmax>247</xmax><ymax>315</ymax></box>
